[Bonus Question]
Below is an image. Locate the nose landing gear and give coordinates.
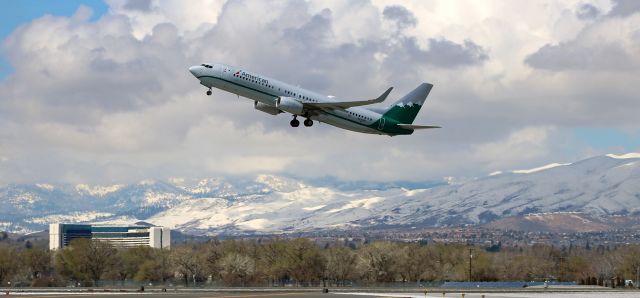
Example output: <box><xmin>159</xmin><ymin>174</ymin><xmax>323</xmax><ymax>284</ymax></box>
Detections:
<box><xmin>206</xmin><ymin>88</ymin><xmax>212</xmax><ymax>96</ymax></box>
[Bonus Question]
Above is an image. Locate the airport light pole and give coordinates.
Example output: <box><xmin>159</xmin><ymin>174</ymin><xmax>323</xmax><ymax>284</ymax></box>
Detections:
<box><xmin>469</xmin><ymin>248</ymin><xmax>473</xmax><ymax>283</ymax></box>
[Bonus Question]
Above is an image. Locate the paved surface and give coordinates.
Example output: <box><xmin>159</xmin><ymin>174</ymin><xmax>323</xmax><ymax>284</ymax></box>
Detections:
<box><xmin>337</xmin><ymin>292</ymin><xmax>640</xmax><ymax>298</ymax></box>
<box><xmin>2</xmin><ymin>291</ymin><xmax>360</xmax><ymax>298</ymax></box>
<box><xmin>3</xmin><ymin>289</ymin><xmax>640</xmax><ymax>298</ymax></box>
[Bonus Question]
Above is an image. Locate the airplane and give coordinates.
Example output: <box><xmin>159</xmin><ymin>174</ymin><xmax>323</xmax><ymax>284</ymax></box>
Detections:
<box><xmin>188</xmin><ymin>63</ymin><xmax>440</xmax><ymax>136</ymax></box>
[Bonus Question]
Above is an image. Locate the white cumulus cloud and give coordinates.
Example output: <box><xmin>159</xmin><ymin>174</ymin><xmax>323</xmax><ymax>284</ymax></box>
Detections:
<box><xmin>0</xmin><ymin>0</ymin><xmax>638</xmax><ymax>184</ymax></box>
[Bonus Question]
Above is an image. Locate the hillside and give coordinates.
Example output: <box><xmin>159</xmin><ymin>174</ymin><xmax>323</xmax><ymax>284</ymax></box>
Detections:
<box><xmin>1</xmin><ymin>153</ymin><xmax>638</xmax><ymax>235</ymax></box>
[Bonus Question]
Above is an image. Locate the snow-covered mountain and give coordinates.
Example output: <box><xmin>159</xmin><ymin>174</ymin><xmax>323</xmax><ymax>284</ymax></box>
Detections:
<box><xmin>1</xmin><ymin>153</ymin><xmax>639</xmax><ymax>235</ymax></box>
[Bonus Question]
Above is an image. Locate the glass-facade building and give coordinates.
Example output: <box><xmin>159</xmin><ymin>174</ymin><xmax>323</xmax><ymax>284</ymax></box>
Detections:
<box><xmin>49</xmin><ymin>223</ymin><xmax>170</xmax><ymax>250</ymax></box>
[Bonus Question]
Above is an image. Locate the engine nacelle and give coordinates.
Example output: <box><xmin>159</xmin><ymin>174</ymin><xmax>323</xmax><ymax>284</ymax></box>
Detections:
<box><xmin>254</xmin><ymin>101</ymin><xmax>282</xmax><ymax>115</ymax></box>
<box><xmin>276</xmin><ymin>96</ymin><xmax>304</xmax><ymax>115</ymax></box>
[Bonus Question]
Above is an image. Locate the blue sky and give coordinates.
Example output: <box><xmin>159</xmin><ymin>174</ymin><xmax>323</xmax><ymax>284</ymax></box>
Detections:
<box><xmin>574</xmin><ymin>128</ymin><xmax>640</xmax><ymax>152</ymax></box>
<box><xmin>0</xmin><ymin>0</ymin><xmax>108</xmax><ymax>79</ymax></box>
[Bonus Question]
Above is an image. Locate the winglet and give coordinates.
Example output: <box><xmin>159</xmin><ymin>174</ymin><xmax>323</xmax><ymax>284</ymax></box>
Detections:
<box><xmin>375</xmin><ymin>87</ymin><xmax>394</xmax><ymax>103</ymax></box>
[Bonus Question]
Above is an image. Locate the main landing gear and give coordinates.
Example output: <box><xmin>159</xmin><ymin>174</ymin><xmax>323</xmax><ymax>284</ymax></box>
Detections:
<box><xmin>290</xmin><ymin>116</ymin><xmax>313</xmax><ymax>127</ymax></box>
<box><xmin>290</xmin><ymin>116</ymin><xmax>300</xmax><ymax>127</ymax></box>
<box><xmin>304</xmin><ymin>118</ymin><xmax>313</xmax><ymax>127</ymax></box>
<box><xmin>206</xmin><ymin>88</ymin><xmax>212</xmax><ymax>96</ymax></box>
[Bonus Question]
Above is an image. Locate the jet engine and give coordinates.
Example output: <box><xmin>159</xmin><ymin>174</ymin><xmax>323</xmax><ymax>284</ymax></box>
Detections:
<box><xmin>254</xmin><ymin>101</ymin><xmax>282</xmax><ymax>115</ymax></box>
<box><xmin>276</xmin><ymin>97</ymin><xmax>303</xmax><ymax>115</ymax></box>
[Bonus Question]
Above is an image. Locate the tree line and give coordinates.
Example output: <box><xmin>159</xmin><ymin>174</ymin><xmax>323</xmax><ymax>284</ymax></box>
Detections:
<box><xmin>1</xmin><ymin>238</ymin><xmax>640</xmax><ymax>287</ymax></box>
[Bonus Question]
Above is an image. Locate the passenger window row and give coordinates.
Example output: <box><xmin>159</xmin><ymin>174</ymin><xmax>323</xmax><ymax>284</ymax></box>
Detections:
<box><xmin>233</xmin><ymin>73</ymin><xmax>320</xmax><ymax>103</ymax></box>
<box><xmin>347</xmin><ymin>111</ymin><xmax>371</xmax><ymax>121</ymax></box>
<box><xmin>234</xmin><ymin>73</ymin><xmax>273</xmax><ymax>89</ymax></box>
<box><xmin>284</xmin><ymin>90</ymin><xmax>318</xmax><ymax>103</ymax></box>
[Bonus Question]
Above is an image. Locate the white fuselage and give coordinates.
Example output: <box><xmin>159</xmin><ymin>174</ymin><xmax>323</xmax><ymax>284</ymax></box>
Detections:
<box><xmin>189</xmin><ymin>63</ymin><xmax>387</xmax><ymax>135</ymax></box>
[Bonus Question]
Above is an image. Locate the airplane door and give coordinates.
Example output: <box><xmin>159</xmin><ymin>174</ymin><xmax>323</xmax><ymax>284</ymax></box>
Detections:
<box><xmin>378</xmin><ymin>118</ymin><xmax>385</xmax><ymax>130</ymax></box>
<box><xmin>221</xmin><ymin>66</ymin><xmax>230</xmax><ymax>79</ymax></box>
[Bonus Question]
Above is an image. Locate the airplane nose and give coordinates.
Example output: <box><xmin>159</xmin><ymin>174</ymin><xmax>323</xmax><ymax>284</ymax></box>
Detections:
<box><xmin>189</xmin><ymin>66</ymin><xmax>197</xmax><ymax>76</ymax></box>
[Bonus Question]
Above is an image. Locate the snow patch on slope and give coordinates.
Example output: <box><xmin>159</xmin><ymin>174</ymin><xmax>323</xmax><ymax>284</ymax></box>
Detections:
<box><xmin>327</xmin><ymin>197</ymin><xmax>382</xmax><ymax>213</ymax></box>
<box><xmin>75</xmin><ymin>184</ymin><xmax>124</xmax><ymax>196</ymax></box>
<box><xmin>36</xmin><ymin>184</ymin><xmax>54</xmax><ymax>191</ymax></box>
<box><xmin>607</xmin><ymin>153</ymin><xmax>640</xmax><ymax>159</ymax></box>
<box><xmin>27</xmin><ymin>212</ymin><xmax>114</xmax><ymax>224</ymax></box>
<box><xmin>303</xmin><ymin>205</ymin><xmax>326</xmax><ymax>211</ymax></box>
<box><xmin>256</xmin><ymin>174</ymin><xmax>306</xmax><ymax>192</ymax></box>
<box><xmin>512</xmin><ymin>163</ymin><xmax>571</xmax><ymax>174</ymax></box>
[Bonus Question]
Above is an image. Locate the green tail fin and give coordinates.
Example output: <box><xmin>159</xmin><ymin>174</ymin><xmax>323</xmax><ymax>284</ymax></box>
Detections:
<box><xmin>383</xmin><ymin>83</ymin><xmax>433</xmax><ymax>124</ymax></box>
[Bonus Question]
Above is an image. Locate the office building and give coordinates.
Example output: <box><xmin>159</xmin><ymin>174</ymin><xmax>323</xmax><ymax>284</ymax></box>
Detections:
<box><xmin>49</xmin><ymin>223</ymin><xmax>170</xmax><ymax>250</ymax></box>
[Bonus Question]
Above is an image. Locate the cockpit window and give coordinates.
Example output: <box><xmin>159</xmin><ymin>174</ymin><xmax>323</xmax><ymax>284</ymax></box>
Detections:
<box><xmin>200</xmin><ymin>64</ymin><xmax>213</xmax><ymax>68</ymax></box>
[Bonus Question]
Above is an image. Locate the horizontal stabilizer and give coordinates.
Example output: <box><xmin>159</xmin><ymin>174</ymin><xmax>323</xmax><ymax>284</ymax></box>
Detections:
<box><xmin>397</xmin><ymin>124</ymin><xmax>441</xmax><ymax>130</ymax></box>
<box><xmin>306</xmin><ymin>87</ymin><xmax>393</xmax><ymax>109</ymax></box>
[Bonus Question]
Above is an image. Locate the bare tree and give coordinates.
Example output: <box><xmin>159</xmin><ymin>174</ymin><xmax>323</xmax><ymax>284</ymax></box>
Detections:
<box><xmin>396</xmin><ymin>244</ymin><xmax>440</xmax><ymax>283</ymax></box>
<box><xmin>220</xmin><ymin>252</ymin><xmax>255</xmax><ymax>286</ymax></box>
<box><xmin>357</xmin><ymin>242</ymin><xmax>399</xmax><ymax>282</ymax></box>
<box><xmin>285</xmin><ymin>238</ymin><xmax>325</xmax><ymax>286</ymax></box>
<box><xmin>137</xmin><ymin>248</ymin><xmax>172</xmax><ymax>284</ymax></box>
<box><xmin>202</xmin><ymin>240</ymin><xmax>224</xmax><ymax>281</ymax></box>
<box><xmin>257</xmin><ymin>239</ymin><xmax>289</xmax><ymax>286</ymax></box>
<box><xmin>54</xmin><ymin>239</ymin><xmax>117</xmax><ymax>285</ymax></box>
<box><xmin>324</xmin><ymin>246</ymin><xmax>357</xmax><ymax>286</ymax></box>
<box><xmin>21</xmin><ymin>248</ymin><xmax>52</xmax><ymax>280</ymax></box>
<box><xmin>171</xmin><ymin>245</ymin><xmax>207</xmax><ymax>286</ymax></box>
<box><xmin>0</xmin><ymin>246</ymin><xmax>20</xmax><ymax>283</ymax></box>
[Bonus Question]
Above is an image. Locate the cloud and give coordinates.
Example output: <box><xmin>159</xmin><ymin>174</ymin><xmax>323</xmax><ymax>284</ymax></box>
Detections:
<box><xmin>379</xmin><ymin>5</ymin><xmax>489</xmax><ymax>71</ymax></box>
<box><xmin>576</xmin><ymin>3</ymin><xmax>600</xmax><ymax>20</ymax></box>
<box><xmin>383</xmin><ymin>5</ymin><xmax>417</xmax><ymax>30</ymax></box>
<box><xmin>472</xmin><ymin>126</ymin><xmax>555</xmax><ymax>170</ymax></box>
<box><xmin>526</xmin><ymin>1</ymin><xmax>640</xmax><ymax>72</ymax></box>
<box><xmin>524</xmin><ymin>41</ymin><xmax>637</xmax><ymax>71</ymax></box>
<box><xmin>0</xmin><ymin>0</ymin><xmax>639</xmax><ymax>185</ymax></box>
<box><xmin>283</xmin><ymin>8</ymin><xmax>333</xmax><ymax>46</ymax></box>
<box><xmin>607</xmin><ymin>0</ymin><xmax>640</xmax><ymax>18</ymax></box>
<box><xmin>424</xmin><ymin>38</ymin><xmax>489</xmax><ymax>67</ymax></box>
<box><xmin>123</xmin><ymin>0</ymin><xmax>152</xmax><ymax>12</ymax></box>
<box><xmin>1</xmin><ymin>15</ymin><xmax>194</xmax><ymax>126</ymax></box>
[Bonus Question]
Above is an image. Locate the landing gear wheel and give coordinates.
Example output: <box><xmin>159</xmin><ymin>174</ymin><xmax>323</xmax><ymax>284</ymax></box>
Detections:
<box><xmin>290</xmin><ymin>117</ymin><xmax>300</xmax><ymax>127</ymax></box>
<box><xmin>206</xmin><ymin>89</ymin><xmax>212</xmax><ymax>96</ymax></box>
<box><xmin>304</xmin><ymin>119</ymin><xmax>313</xmax><ymax>127</ymax></box>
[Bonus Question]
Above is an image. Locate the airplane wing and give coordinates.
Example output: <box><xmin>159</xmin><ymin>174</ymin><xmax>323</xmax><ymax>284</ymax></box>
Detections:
<box><xmin>397</xmin><ymin>124</ymin><xmax>441</xmax><ymax>129</ymax></box>
<box><xmin>305</xmin><ymin>87</ymin><xmax>393</xmax><ymax>109</ymax></box>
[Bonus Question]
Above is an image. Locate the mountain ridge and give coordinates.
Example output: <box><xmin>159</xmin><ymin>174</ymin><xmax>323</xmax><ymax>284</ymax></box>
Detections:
<box><xmin>1</xmin><ymin>153</ymin><xmax>638</xmax><ymax>235</ymax></box>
